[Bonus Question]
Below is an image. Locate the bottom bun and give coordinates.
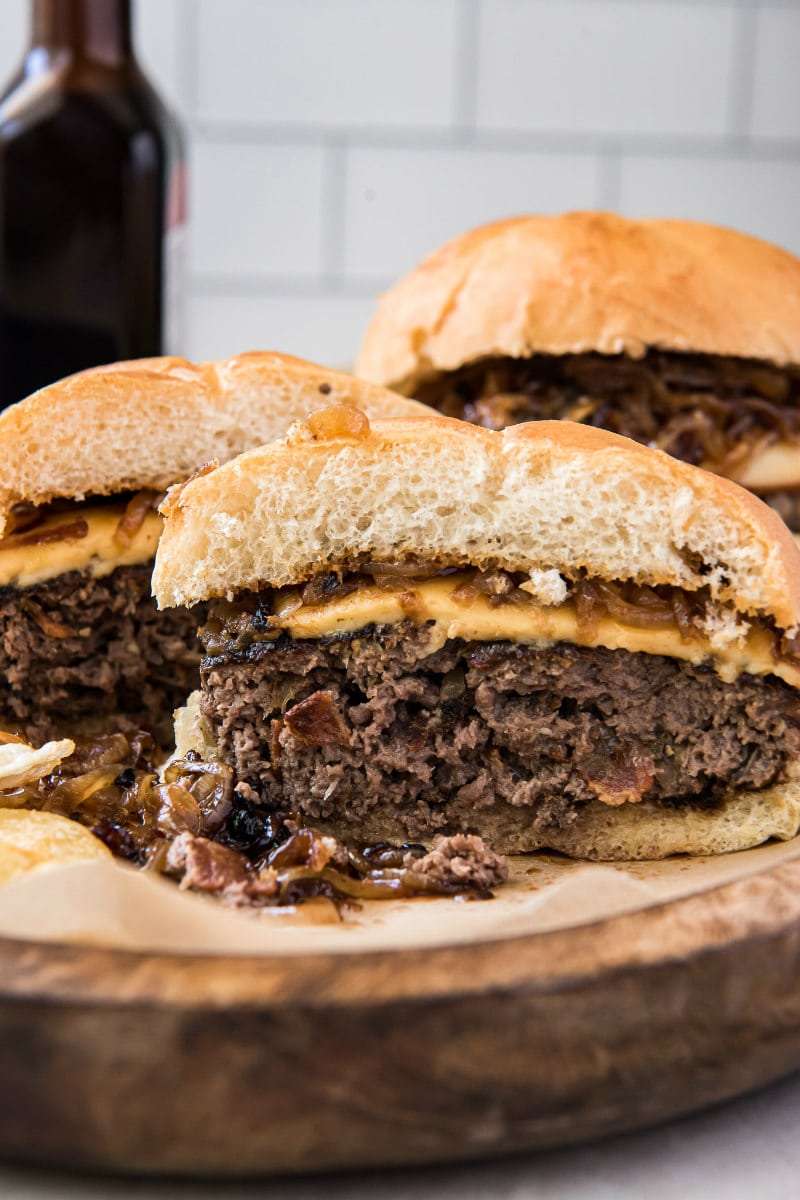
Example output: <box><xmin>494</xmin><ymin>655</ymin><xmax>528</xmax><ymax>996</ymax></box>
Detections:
<box><xmin>296</xmin><ymin>776</ymin><xmax>800</xmax><ymax>861</ymax></box>
<box><xmin>469</xmin><ymin>776</ymin><xmax>800</xmax><ymax>860</ymax></box>
<box><xmin>174</xmin><ymin>694</ymin><xmax>800</xmax><ymax>861</ymax></box>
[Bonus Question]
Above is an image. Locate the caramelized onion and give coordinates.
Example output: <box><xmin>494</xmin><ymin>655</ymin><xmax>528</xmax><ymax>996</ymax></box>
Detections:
<box><xmin>0</xmin><ymin>517</ymin><xmax>88</xmax><ymax>552</ymax></box>
<box><xmin>113</xmin><ymin>489</ymin><xmax>162</xmax><ymax>549</ymax></box>
<box><xmin>416</xmin><ymin>350</ymin><xmax>800</xmax><ymax>468</ymax></box>
<box><xmin>670</xmin><ymin>591</ymin><xmax>697</xmax><ymax>640</ymax></box>
<box><xmin>5</xmin><ymin>503</ymin><xmax>43</xmax><ymax>536</ymax></box>
<box><xmin>363</xmin><ymin>561</ymin><xmax>441</xmax><ymax>579</ymax></box>
<box><xmin>31</xmin><ymin>610</ymin><xmax>74</xmax><ymax>639</ymax></box>
<box><xmin>574</xmin><ymin>579</ymin><xmax>601</xmax><ymax>635</ymax></box>
<box><xmin>574</xmin><ymin>579</ymin><xmax>677</xmax><ymax>631</ymax></box>
<box><xmin>43</xmin><ymin>765</ymin><xmax>123</xmax><ymax>811</ymax></box>
<box><xmin>300</xmin><ymin>573</ymin><xmax>358</xmax><ymax>606</ymax></box>
<box><xmin>0</xmin><ymin>732</ymin><xmax>501</xmax><ymax>908</ymax></box>
<box><xmin>273</xmin><ymin>589</ymin><xmax>303</xmax><ymax>619</ymax></box>
<box><xmin>148</xmin><ymin>783</ymin><xmax>203</xmax><ymax>836</ymax></box>
<box><xmin>163</xmin><ymin>758</ymin><xmax>235</xmax><ymax>835</ymax></box>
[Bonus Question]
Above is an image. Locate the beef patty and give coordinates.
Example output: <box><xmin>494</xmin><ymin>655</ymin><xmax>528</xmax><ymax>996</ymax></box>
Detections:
<box><xmin>199</xmin><ymin>621</ymin><xmax>800</xmax><ymax>848</ymax></box>
<box><xmin>0</xmin><ymin>564</ymin><xmax>202</xmax><ymax>745</ymax></box>
<box><xmin>415</xmin><ymin>350</ymin><xmax>800</xmax><ymax>529</ymax></box>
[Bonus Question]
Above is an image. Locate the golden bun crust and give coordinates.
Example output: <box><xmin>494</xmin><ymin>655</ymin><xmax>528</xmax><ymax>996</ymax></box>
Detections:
<box><xmin>355</xmin><ymin>212</ymin><xmax>800</xmax><ymax>391</ymax></box>
<box><xmin>0</xmin><ymin>809</ymin><xmax>110</xmax><ymax>885</ymax></box>
<box><xmin>0</xmin><ymin>352</ymin><xmax>429</xmax><ymax>532</ymax></box>
<box><xmin>153</xmin><ymin>410</ymin><xmax>800</xmax><ymax>631</ymax></box>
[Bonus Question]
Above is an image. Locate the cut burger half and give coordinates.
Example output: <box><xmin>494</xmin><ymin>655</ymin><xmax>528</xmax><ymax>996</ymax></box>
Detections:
<box><xmin>0</xmin><ymin>354</ymin><xmax>427</xmax><ymax>744</ymax></box>
<box><xmin>153</xmin><ymin>409</ymin><xmax>800</xmax><ymax>861</ymax></box>
<box><xmin>355</xmin><ymin>212</ymin><xmax>800</xmax><ymax>537</ymax></box>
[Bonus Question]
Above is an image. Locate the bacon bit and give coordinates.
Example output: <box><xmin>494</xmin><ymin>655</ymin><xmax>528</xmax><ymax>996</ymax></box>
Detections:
<box><xmin>477</xmin><ymin>571</ymin><xmax>515</xmax><ymax>597</ymax></box>
<box><xmin>450</xmin><ymin>569</ymin><xmax>512</xmax><ymax>603</ymax></box>
<box><xmin>166</xmin><ymin>831</ymin><xmax>279</xmax><ymax>904</ymax></box>
<box><xmin>284</xmin><ymin>691</ymin><xmax>350</xmax><ymax>747</ymax></box>
<box><xmin>32</xmin><ymin>610</ymin><xmax>74</xmax><ymax>639</ymax></box>
<box><xmin>397</xmin><ymin>589</ymin><xmax>424</xmax><ymax>617</ymax></box>
<box><xmin>307</xmin><ymin>405</ymin><xmax>370</xmax><ymax>441</ymax></box>
<box><xmin>450</xmin><ymin>577</ymin><xmax>480</xmax><ymax>606</ymax></box>
<box><xmin>582</xmin><ymin>749</ymin><xmax>655</xmax><ymax>807</ymax></box>
<box><xmin>167</xmin><ymin>831</ymin><xmax>249</xmax><ymax>890</ymax></box>
<box><xmin>299</xmin><ymin>573</ymin><xmax>357</xmax><ymax>607</ymax></box>
<box><xmin>113</xmin><ymin>489</ymin><xmax>163</xmax><ymax>549</ymax></box>
<box><xmin>269</xmin><ymin>718</ymin><xmax>283</xmax><ymax>767</ymax></box>
<box><xmin>0</xmin><ymin>517</ymin><xmax>88</xmax><ymax>552</ymax></box>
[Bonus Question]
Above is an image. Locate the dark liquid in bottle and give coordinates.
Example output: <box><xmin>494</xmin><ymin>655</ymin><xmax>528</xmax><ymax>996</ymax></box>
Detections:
<box><xmin>0</xmin><ymin>0</ymin><xmax>185</xmax><ymax>408</ymax></box>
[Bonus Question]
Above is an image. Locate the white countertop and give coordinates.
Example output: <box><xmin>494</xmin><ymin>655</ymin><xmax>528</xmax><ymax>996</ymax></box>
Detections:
<box><xmin>1</xmin><ymin>1069</ymin><xmax>799</xmax><ymax>1199</ymax></box>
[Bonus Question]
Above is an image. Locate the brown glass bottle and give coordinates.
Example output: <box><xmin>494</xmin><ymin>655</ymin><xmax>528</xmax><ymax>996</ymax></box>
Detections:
<box><xmin>0</xmin><ymin>0</ymin><xmax>186</xmax><ymax>408</ymax></box>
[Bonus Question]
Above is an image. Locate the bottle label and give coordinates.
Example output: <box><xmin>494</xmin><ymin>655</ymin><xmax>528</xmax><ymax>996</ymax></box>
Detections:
<box><xmin>164</xmin><ymin>161</ymin><xmax>188</xmax><ymax>356</ymax></box>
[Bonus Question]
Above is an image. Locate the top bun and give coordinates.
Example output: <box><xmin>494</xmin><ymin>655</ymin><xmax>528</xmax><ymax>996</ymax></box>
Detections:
<box><xmin>0</xmin><ymin>352</ymin><xmax>428</xmax><ymax>533</ymax></box>
<box><xmin>355</xmin><ymin>212</ymin><xmax>800</xmax><ymax>392</ymax></box>
<box><xmin>152</xmin><ymin>409</ymin><xmax>800</xmax><ymax>632</ymax></box>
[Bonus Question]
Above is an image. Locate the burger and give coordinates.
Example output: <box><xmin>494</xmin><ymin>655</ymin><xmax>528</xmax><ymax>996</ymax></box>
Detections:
<box><xmin>153</xmin><ymin>408</ymin><xmax>800</xmax><ymax>861</ymax></box>
<box><xmin>0</xmin><ymin>354</ymin><xmax>426</xmax><ymax>745</ymax></box>
<box><xmin>355</xmin><ymin>212</ymin><xmax>800</xmax><ymax>535</ymax></box>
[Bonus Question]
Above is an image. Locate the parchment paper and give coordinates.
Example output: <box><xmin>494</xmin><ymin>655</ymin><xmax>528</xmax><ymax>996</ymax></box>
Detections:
<box><xmin>1</xmin><ymin>833</ymin><xmax>799</xmax><ymax>956</ymax></box>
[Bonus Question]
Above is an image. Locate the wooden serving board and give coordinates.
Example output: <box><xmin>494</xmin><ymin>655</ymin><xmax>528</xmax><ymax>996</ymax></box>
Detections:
<box><xmin>2</xmin><ymin>856</ymin><xmax>800</xmax><ymax>1177</ymax></box>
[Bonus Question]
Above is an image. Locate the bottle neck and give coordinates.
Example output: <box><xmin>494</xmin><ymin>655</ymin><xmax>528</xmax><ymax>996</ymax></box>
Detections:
<box><xmin>30</xmin><ymin>0</ymin><xmax>133</xmax><ymax>67</ymax></box>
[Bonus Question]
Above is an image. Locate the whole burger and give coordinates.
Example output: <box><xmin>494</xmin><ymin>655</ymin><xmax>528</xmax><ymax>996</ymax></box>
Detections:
<box><xmin>153</xmin><ymin>408</ymin><xmax>800</xmax><ymax>861</ymax></box>
<box><xmin>0</xmin><ymin>353</ymin><xmax>426</xmax><ymax>744</ymax></box>
<box><xmin>356</xmin><ymin>212</ymin><xmax>800</xmax><ymax>535</ymax></box>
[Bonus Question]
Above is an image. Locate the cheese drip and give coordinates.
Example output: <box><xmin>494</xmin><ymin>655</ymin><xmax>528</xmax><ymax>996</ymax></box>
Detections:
<box><xmin>723</xmin><ymin>439</ymin><xmax>800</xmax><ymax>491</ymax></box>
<box><xmin>0</xmin><ymin>504</ymin><xmax>163</xmax><ymax>590</ymax></box>
<box><xmin>271</xmin><ymin>575</ymin><xmax>800</xmax><ymax>689</ymax></box>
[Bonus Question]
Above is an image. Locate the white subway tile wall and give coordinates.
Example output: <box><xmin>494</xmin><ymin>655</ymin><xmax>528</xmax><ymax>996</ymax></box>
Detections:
<box><xmin>751</xmin><ymin>6</ymin><xmax>800</xmax><ymax>139</ymax></box>
<box><xmin>475</xmin><ymin>1</ymin><xmax>737</xmax><ymax>137</ymax></box>
<box><xmin>343</xmin><ymin>146</ymin><xmax>601</xmax><ymax>280</ymax></box>
<box><xmin>1</xmin><ymin>0</ymin><xmax>799</xmax><ymax>368</ymax></box>
<box><xmin>191</xmin><ymin>141</ymin><xmax>326</xmax><ymax>278</ymax></box>
<box><xmin>195</xmin><ymin>0</ymin><xmax>461</xmax><ymax>130</ymax></box>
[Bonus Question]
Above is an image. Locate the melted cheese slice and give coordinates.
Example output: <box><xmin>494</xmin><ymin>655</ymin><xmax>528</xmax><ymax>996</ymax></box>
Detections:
<box><xmin>273</xmin><ymin>575</ymin><xmax>800</xmax><ymax>689</ymax></box>
<box><xmin>721</xmin><ymin>440</ymin><xmax>800</xmax><ymax>491</ymax></box>
<box><xmin>0</xmin><ymin>504</ymin><xmax>163</xmax><ymax>590</ymax></box>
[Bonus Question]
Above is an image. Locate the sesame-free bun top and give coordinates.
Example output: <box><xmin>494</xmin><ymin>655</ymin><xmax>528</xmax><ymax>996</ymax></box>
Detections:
<box><xmin>0</xmin><ymin>352</ymin><xmax>429</xmax><ymax>534</ymax></box>
<box><xmin>153</xmin><ymin>408</ymin><xmax>800</xmax><ymax>633</ymax></box>
<box><xmin>355</xmin><ymin>212</ymin><xmax>800</xmax><ymax>392</ymax></box>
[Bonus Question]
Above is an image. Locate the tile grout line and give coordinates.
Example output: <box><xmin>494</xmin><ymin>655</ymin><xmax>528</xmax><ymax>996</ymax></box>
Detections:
<box><xmin>189</xmin><ymin>274</ymin><xmax>391</xmax><ymax>299</ymax></box>
<box><xmin>186</xmin><ymin>121</ymin><xmax>800</xmax><ymax>160</ymax></box>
